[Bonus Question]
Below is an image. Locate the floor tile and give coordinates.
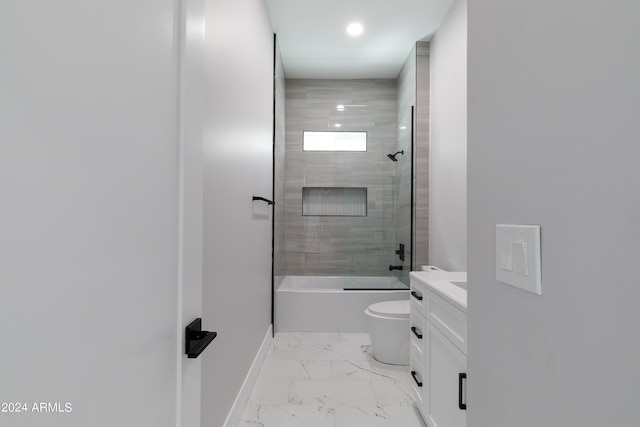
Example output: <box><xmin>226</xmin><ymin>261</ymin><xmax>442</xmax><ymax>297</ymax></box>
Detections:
<box><xmin>237</xmin><ymin>333</ymin><xmax>419</xmax><ymax>427</ymax></box>
<box><xmin>258</xmin><ymin>359</ymin><xmax>333</xmax><ymax>380</ymax></box>
<box><xmin>267</xmin><ymin>333</ymin><xmax>370</xmax><ymax>361</ymax></box>
<box><xmin>239</xmin><ymin>404</ymin><xmax>335</xmax><ymax>427</ymax></box>
<box><xmin>288</xmin><ymin>379</ymin><xmax>378</xmax><ymax>407</ymax></box>
<box><xmin>247</xmin><ymin>379</ymin><xmax>291</xmax><ymax>405</ymax></box>
<box><xmin>334</xmin><ymin>405</ymin><xmax>423</xmax><ymax>427</ymax></box>
<box><xmin>371</xmin><ymin>380</ymin><xmax>416</xmax><ymax>406</ymax></box>
<box><xmin>331</xmin><ymin>359</ymin><xmax>409</xmax><ymax>382</ymax></box>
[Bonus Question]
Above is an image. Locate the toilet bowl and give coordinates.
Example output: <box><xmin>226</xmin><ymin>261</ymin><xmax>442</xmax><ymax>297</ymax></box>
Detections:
<box><xmin>365</xmin><ymin>300</ymin><xmax>410</xmax><ymax>365</ymax></box>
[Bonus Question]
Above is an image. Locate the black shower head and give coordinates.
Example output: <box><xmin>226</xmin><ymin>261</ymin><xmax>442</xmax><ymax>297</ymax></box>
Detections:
<box><xmin>387</xmin><ymin>150</ymin><xmax>404</xmax><ymax>162</ymax></box>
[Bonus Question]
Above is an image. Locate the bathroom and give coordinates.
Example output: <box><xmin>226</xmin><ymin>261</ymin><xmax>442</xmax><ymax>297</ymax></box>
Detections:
<box><xmin>252</xmin><ymin>0</ymin><xmax>468</xmax><ymax>423</ymax></box>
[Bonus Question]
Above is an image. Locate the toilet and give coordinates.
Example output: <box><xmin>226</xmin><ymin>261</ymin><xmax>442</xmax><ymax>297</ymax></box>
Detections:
<box><xmin>365</xmin><ymin>300</ymin><xmax>410</xmax><ymax>365</ymax></box>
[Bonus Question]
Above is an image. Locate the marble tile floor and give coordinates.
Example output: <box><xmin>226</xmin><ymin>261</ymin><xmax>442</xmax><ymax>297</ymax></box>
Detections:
<box><xmin>238</xmin><ymin>332</ymin><xmax>425</xmax><ymax>427</ymax></box>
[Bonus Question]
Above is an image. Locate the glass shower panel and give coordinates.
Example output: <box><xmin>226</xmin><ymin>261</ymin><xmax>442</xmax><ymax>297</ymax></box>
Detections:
<box><xmin>394</xmin><ymin>105</ymin><xmax>414</xmax><ymax>286</ymax></box>
<box><xmin>319</xmin><ymin>102</ymin><xmax>399</xmax><ymax>281</ymax></box>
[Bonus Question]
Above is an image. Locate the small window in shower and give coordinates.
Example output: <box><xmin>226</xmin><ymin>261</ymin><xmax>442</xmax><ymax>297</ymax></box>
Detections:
<box><xmin>302</xmin><ymin>187</ymin><xmax>367</xmax><ymax>216</ymax></box>
<box><xmin>302</xmin><ymin>131</ymin><xmax>367</xmax><ymax>152</ymax></box>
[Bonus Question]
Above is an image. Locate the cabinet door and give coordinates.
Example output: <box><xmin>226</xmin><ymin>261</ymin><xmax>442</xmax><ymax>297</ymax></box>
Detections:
<box><xmin>426</xmin><ymin>321</ymin><xmax>467</xmax><ymax>427</ymax></box>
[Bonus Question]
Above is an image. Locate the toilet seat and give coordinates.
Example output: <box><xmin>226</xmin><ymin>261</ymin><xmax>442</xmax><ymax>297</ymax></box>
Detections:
<box><xmin>367</xmin><ymin>300</ymin><xmax>410</xmax><ymax>319</ymax></box>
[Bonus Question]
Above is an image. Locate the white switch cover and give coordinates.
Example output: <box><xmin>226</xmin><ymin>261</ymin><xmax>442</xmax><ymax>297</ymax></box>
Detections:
<box><xmin>496</xmin><ymin>225</ymin><xmax>541</xmax><ymax>295</ymax></box>
<box><xmin>498</xmin><ymin>238</ymin><xmax>513</xmax><ymax>271</ymax></box>
<box><xmin>512</xmin><ymin>240</ymin><xmax>528</xmax><ymax>276</ymax></box>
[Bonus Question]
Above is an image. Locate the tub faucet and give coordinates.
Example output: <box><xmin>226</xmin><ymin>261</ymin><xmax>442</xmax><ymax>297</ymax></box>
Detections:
<box><xmin>389</xmin><ymin>265</ymin><xmax>403</xmax><ymax>271</ymax></box>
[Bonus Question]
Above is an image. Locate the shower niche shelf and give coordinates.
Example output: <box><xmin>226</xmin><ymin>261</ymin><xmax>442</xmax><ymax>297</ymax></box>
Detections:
<box><xmin>302</xmin><ymin>187</ymin><xmax>367</xmax><ymax>217</ymax></box>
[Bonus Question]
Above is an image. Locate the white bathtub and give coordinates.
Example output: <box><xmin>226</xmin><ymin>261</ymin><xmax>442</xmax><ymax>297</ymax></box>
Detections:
<box><xmin>275</xmin><ymin>276</ymin><xmax>409</xmax><ymax>333</ymax></box>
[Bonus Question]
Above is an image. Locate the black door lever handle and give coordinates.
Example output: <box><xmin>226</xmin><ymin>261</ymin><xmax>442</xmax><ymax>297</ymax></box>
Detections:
<box><xmin>459</xmin><ymin>372</ymin><xmax>467</xmax><ymax>410</ymax></box>
<box><xmin>185</xmin><ymin>318</ymin><xmax>217</xmax><ymax>359</ymax></box>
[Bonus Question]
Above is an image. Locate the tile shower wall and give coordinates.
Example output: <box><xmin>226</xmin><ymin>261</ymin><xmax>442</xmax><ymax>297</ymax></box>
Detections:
<box><xmin>284</xmin><ymin>79</ymin><xmax>399</xmax><ymax>276</ymax></box>
<box><xmin>397</xmin><ymin>42</ymin><xmax>430</xmax><ymax>269</ymax></box>
<box><xmin>415</xmin><ymin>42</ymin><xmax>430</xmax><ymax>269</ymax></box>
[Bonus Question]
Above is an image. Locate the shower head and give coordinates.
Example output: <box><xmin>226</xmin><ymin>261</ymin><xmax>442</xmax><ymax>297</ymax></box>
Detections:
<box><xmin>387</xmin><ymin>150</ymin><xmax>404</xmax><ymax>162</ymax></box>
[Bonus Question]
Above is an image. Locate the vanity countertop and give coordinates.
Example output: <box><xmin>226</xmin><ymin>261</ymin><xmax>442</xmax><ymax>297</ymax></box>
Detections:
<box><xmin>409</xmin><ymin>270</ymin><xmax>468</xmax><ymax>311</ymax></box>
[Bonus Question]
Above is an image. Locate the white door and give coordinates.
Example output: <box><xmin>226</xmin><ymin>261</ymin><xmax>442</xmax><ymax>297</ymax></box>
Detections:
<box><xmin>0</xmin><ymin>1</ymin><xmax>203</xmax><ymax>426</ymax></box>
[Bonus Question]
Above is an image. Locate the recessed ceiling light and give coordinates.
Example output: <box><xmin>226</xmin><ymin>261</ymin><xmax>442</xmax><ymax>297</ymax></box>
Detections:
<box><xmin>347</xmin><ymin>22</ymin><xmax>364</xmax><ymax>37</ymax></box>
<box><xmin>334</xmin><ymin>123</ymin><xmax>342</xmax><ymax>128</ymax></box>
<box><xmin>336</xmin><ymin>104</ymin><xmax>345</xmax><ymax>111</ymax></box>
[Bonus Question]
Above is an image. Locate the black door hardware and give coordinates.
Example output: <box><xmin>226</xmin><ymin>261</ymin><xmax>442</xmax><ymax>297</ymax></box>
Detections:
<box><xmin>185</xmin><ymin>318</ymin><xmax>217</xmax><ymax>359</ymax></box>
<box><xmin>411</xmin><ymin>291</ymin><xmax>423</xmax><ymax>301</ymax></box>
<box><xmin>411</xmin><ymin>371</ymin><xmax>423</xmax><ymax>387</ymax></box>
<box><xmin>411</xmin><ymin>326</ymin><xmax>423</xmax><ymax>339</ymax></box>
<box><xmin>252</xmin><ymin>196</ymin><xmax>275</xmax><ymax>205</ymax></box>
<box><xmin>458</xmin><ymin>372</ymin><xmax>467</xmax><ymax>410</ymax></box>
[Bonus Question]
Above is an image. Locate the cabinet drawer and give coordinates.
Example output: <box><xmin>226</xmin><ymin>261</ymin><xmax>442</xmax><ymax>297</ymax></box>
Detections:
<box><xmin>427</xmin><ymin>290</ymin><xmax>467</xmax><ymax>354</ymax></box>
<box><xmin>410</xmin><ymin>279</ymin><xmax>427</xmax><ymax>316</ymax></box>
<box><xmin>410</xmin><ymin>311</ymin><xmax>426</xmax><ymax>362</ymax></box>
<box><xmin>409</xmin><ymin>349</ymin><xmax>428</xmax><ymax>414</ymax></box>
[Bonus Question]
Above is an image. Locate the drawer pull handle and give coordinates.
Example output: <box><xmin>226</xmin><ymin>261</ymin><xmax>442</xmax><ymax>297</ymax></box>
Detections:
<box><xmin>411</xmin><ymin>326</ymin><xmax>423</xmax><ymax>339</ymax></box>
<box><xmin>411</xmin><ymin>291</ymin><xmax>423</xmax><ymax>301</ymax></box>
<box><xmin>411</xmin><ymin>371</ymin><xmax>423</xmax><ymax>387</ymax></box>
<box><xmin>458</xmin><ymin>372</ymin><xmax>467</xmax><ymax>410</ymax></box>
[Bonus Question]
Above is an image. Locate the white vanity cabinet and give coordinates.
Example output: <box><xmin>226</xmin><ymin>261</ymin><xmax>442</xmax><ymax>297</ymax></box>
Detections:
<box><xmin>409</xmin><ymin>271</ymin><xmax>468</xmax><ymax>427</ymax></box>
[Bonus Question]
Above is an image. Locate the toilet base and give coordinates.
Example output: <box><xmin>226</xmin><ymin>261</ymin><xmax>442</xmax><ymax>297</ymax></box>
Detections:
<box><xmin>365</xmin><ymin>310</ymin><xmax>410</xmax><ymax>365</ymax></box>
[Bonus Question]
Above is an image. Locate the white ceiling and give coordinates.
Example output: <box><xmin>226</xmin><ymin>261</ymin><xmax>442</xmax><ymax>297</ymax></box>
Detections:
<box><xmin>264</xmin><ymin>0</ymin><xmax>455</xmax><ymax>79</ymax></box>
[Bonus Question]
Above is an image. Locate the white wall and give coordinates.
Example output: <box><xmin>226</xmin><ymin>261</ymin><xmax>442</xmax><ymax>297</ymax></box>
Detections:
<box><xmin>178</xmin><ymin>1</ymin><xmax>206</xmax><ymax>427</ymax></box>
<box><xmin>468</xmin><ymin>1</ymin><xmax>640</xmax><ymax>426</ymax></box>
<box><xmin>201</xmin><ymin>0</ymin><xmax>274</xmax><ymax>425</ymax></box>
<box><xmin>0</xmin><ymin>1</ymin><xmax>198</xmax><ymax>426</ymax></box>
<box><xmin>429</xmin><ymin>0</ymin><xmax>468</xmax><ymax>272</ymax></box>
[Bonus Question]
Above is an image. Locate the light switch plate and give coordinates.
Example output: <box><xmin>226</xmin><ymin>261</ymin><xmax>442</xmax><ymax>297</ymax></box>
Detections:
<box><xmin>496</xmin><ymin>225</ymin><xmax>542</xmax><ymax>295</ymax></box>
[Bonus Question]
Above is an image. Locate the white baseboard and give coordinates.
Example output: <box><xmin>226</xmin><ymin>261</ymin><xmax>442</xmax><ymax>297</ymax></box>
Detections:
<box><xmin>222</xmin><ymin>324</ymin><xmax>273</xmax><ymax>427</ymax></box>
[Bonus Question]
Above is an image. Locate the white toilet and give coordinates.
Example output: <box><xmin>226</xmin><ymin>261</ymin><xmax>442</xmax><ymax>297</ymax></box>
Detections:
<box><xmin>365</xmin><ymin>300</ymin><xmax>410</xmax><ymax>365</ymax></box>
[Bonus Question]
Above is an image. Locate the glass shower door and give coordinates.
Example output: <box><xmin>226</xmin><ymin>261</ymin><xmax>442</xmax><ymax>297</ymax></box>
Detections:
<box><xmin>390</xmin><ymin>105</ymin><xmax>414</xmax><ymax>287</ymax></box>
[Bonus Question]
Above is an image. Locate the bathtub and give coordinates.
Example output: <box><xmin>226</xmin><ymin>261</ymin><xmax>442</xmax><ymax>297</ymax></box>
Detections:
<box><xmin>275</xmin><ymin>276</ymin><xmax>409</xmax><ymax>333</ymax></box>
